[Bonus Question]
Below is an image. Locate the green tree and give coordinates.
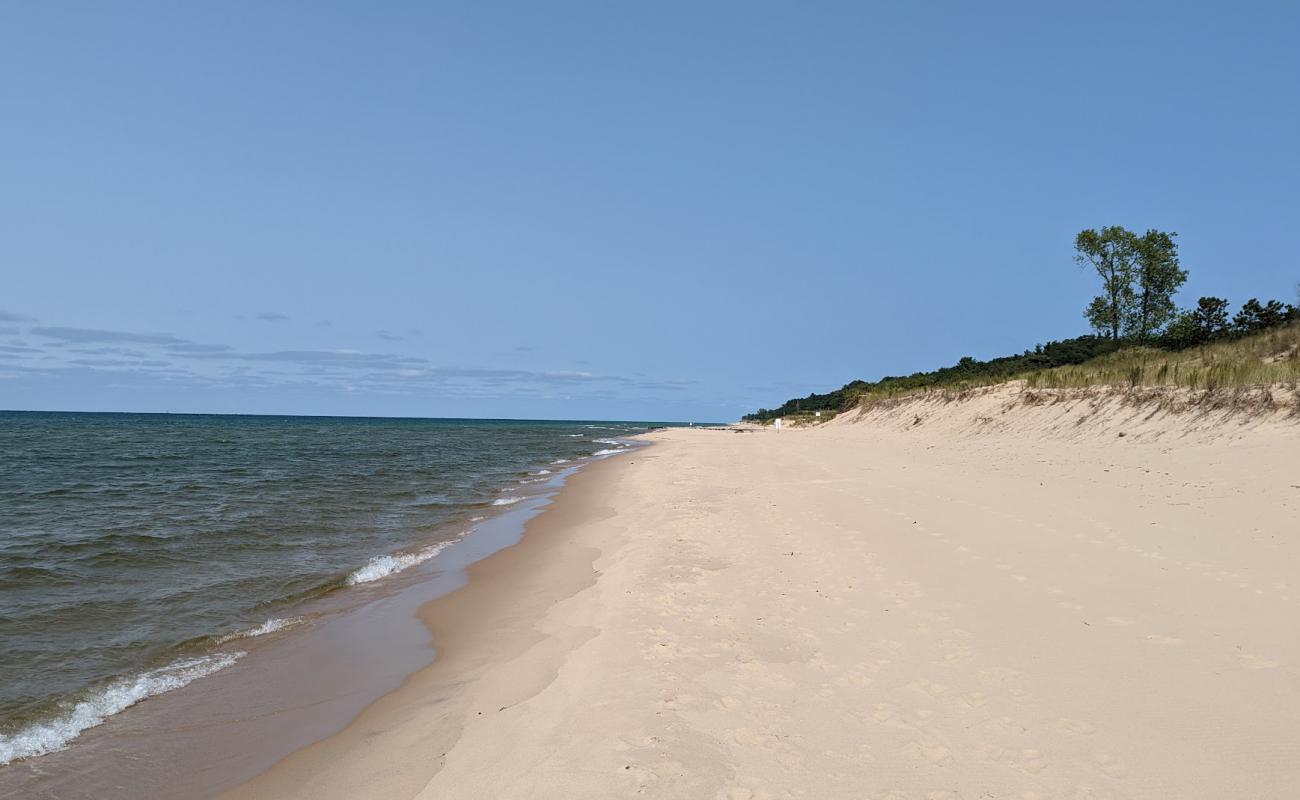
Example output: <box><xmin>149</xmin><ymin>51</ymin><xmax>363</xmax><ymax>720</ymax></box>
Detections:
<box><xmin>1159</xmin><ymin>310</ymin><xmax>1202</xmax><ymax>349</ymax></box>
<box><xmin>1192</xmin><ymin>296</ymin><xmax>1231</xmax><ymax>337</ymax></box>
<box><xmin>1075</xmin><ymin>227</ymin><xmax>1138</xmax><ymax>340</ymax></box>
<box><xmin>1190</xmin><ymin>295</ymin><xmax>1232</xmax><ymax>333</ymax></box>
<box><xmin>1234</xmin><ymin>298</ymin><xmax>1290</xmax><ymax>333</ymax></box>
<box><xmin>1129</xmin><ymin>230</ymin><xmax>1186</xmax><ymax>341</ymax></box>
<box><xmin>1160</xmin><ymin>296</ymin><xmax>1230</xmax><ymax>349</ymax></box>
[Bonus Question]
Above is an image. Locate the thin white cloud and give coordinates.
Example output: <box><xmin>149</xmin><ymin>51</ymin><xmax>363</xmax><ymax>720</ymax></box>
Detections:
<box><xmin>31</xmin><ymin>327</ymin><xmax>189</xmax><ymax>345</ymax></box>
<box><xmin>11</xmin><ymin>322</ymin><xmax>700</xmax><ymax>406</ymax></box>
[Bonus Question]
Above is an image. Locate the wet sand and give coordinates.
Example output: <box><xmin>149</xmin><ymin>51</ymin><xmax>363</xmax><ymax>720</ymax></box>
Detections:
<box><xmin>0</xmin><ymin>465</ymin><xmax>600</xmax><ymax>800</ymax></box>
<box><xmin>222</xmin><ymin>445</ymin><xmax>631</xmax><ymax>799</ymax></box>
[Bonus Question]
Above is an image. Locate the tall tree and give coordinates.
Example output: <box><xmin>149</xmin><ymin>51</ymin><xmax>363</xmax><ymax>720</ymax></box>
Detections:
<box><xmin>1129</xmin><ymin>229</ymin><xmax>1186</xmax><ymax>341</ymax></box>
<box><xmin>1075</xmin><ymin>227</ymin><xmax>1138</xmax><ymax>340</ymax></box>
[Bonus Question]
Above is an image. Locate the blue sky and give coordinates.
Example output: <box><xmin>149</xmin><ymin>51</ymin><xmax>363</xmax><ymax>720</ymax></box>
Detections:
<box><xmin>2</xmin><ymin>2</ymin><xmax>1297</xmax><ymax>421</ymax></box>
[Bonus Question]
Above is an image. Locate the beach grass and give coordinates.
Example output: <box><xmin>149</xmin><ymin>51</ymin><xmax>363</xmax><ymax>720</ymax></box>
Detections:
<box><xmin>839</xmin><ymin>323</ymin><xmax>1300</xmax><ymax>414</ymax></box>
<box><xmin>1023</xmin><ymin>323</ymin><xmax>1300</xmax><ymax>391</ymax></box>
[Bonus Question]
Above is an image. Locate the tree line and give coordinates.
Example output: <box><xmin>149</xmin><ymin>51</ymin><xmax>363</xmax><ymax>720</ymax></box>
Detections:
<box><xmin>744</xmin><ymin>227</ymin><xmax>1298</xmax><ymax>422</ymax></box>
<box><xmin>1074</xmin><ymin>225</ymin><xmax>1299</xmax><ymax>348</ymax></box>
<box><xmin>745</xmin><ymin>335</ymin><xmax>1119</xmax><ymax>421</ymax></box>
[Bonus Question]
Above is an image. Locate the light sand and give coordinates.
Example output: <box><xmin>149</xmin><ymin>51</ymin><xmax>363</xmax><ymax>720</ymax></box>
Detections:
<box><xmin>229</xmin><ymin>387</ymin><xmax>1300</xmax><ymax>799</ymax></box>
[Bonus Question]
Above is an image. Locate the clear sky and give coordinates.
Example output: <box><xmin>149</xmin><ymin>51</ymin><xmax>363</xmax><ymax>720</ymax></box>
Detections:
<box><xmin>3</xmin><ymin>2</ymin><xmax>1297</xmax><ymax>421</ymax></box>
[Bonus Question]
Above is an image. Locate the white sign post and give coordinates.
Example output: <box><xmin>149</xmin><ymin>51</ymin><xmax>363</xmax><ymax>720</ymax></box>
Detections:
<box><xmin>774</xmin><ymin>417</ymin><xmax>782</xmax><ymax>432</ymax></box>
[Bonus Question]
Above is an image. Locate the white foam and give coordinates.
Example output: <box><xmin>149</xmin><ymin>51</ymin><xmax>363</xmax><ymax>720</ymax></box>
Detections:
<box><xmin>491</xmin><ymin>496</ymin><xmax>524</xmax><ymax>506</ymax></box>
<box><xmin>534</xmin><ymin>469</ymin><xmax>552</xmax><ymax>475</ymax></box>
<box><xmin>593</xmin><ymin>448</ymin><xmax>628</xmax><ymax>456</ymax></box>
<box><xmin>593</xmin><ymin>438</ymin><xmax>626</xmax><ymax>446</ymax></box>
<box><xmin>214</xmin><ymin>617</ymin><xmax>301</xmax><ymax>644</ymax></box>
<box><xmin>0</xmin><ymin>651</ymin><xmax>243</xmax><ymax>765</ymax></box>
<box><xmin>551</xmin><ymin>458</ymin><xmax>570</xmax><ymax>464</ymax></box>
<box><xmin>346</xmin><ymin>541</ymin><xmax>455</xmax><ymax>586</ymax></box>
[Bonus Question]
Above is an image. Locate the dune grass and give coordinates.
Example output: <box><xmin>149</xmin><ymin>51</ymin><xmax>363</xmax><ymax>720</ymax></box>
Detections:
<box><xmin>836</xmin><ymin>323</ymin><xmax>1300</xmax><ymax>417</ymax></box>
<box><xmin>1024</xmin><ymin>323</ymin><xmax>1300</xmax><ymax>392</ymax></box>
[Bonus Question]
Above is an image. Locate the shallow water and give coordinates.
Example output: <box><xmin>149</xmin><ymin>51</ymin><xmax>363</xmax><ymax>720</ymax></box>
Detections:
<box><xmin>0</xmin><ymin>411</ymin><xmax>656</xmax><ymax>764</ymax></box>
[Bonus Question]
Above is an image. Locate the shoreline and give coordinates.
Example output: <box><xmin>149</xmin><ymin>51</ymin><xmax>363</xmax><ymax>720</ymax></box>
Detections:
<box><xmin>221</xmin><ymin>437</ymin><xmax>643</xmax><ymax>798</ymax></box>
<box><xmin>228</xmin><ymin>395</ymin><xmax>1300</xmax><ymax>798</ymax></box>
<box><xmin>10</xmin><ymin>391</ymin><xmax>1300</xmax><ymax>797</ymax></box>
<box><xmin>0</xmin><ymin>439</ymin><xmax>645</xmax><ymax>799</ymax></box>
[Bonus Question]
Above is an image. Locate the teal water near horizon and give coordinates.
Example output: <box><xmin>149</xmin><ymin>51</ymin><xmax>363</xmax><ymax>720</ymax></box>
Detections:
<box><xmin>0</xmin><ymin>411</ymin><xmax>684</xmax><ymax>765</ymax></box>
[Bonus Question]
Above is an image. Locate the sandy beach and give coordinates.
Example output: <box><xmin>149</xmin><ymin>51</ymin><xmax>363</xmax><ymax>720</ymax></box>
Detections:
<box><xmin>226</xmin><ymin>387</ymin><xmax>1300</xmax><ymax>799</ymax></box>
<box><xmin>8</xmin><ymin>4</ymin><xmax>1298</xmax><ymax>797</ymax></box>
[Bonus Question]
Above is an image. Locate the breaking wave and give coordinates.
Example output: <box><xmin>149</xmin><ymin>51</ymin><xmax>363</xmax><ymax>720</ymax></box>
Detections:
<box><xmin>345</xmin><ymin>540</ymin><xmax>457</xmax><ymax>586</ymax></box>
<box><xmin>0</xmin><ymin>651</ymin><xmax>243</xmax><ymax>765</ymax></box>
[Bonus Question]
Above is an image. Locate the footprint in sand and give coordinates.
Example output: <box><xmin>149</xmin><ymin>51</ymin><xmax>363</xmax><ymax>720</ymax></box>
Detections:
<box><xmin>871</xmin><ymin>703</ymin><xmax>897</xmax><ymax>723</ymax></box>
<box><xmin>1057</xmin><ymin>717</ymin><xmax>1097</xmax><ymax>735</ymax></box>
<box><xmin>1017</xmin><ymin>748</ymin><xmax>1046</xmax><ymax>774</ymax></box>
<box><xmin>1093</xmin><ymin>753</ymin><xmax>1128</xmax><ymax>778</ymax></box>
<box><xmin>733</xmin><ymin>728</ymin><xmax>764</xmax><ymax>747</ymax></box>
<box><xmin>988</xmin><ymin>746</ymin><xmax>1045</xmax><ymax>774</ymax></box>
<box><xmin>910</xmin><ymin>741</ymin><xmax>951</xmax><ymax>764</ymax></box>
<box><xmin>908</xmin><ymin>679</ymin><xmax>949</xmax><ymax>697</ymax></box>
<box><xmin>1239</xmin><ymin>653</ymin><xmax>1281</xmax><ymax>669</ymax></box>
<box><xmin>961</xmin><ymin>691</ymin><xmax>988</xmax><ymax>708</ymax></box>
<box><xmin>1145</xmin><ymin>633</ymin><xmax>1183</xmax><ymax>645</ymax></box>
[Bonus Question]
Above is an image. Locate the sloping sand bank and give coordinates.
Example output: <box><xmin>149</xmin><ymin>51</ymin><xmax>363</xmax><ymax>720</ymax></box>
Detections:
<box><xmin>231</xmin><ymin>387</ymin><xmax>1300</xmax><ymax>799</ymax></box>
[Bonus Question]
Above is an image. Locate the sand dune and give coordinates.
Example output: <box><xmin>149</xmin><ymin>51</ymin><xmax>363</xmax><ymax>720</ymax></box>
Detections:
<box><xmin>231</xmin><ymin>386</ymin><xmax>1300</xmax><ymax>799</ymax></box>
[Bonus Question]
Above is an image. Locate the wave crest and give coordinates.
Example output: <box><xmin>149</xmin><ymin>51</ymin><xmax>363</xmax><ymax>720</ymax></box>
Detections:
<box><xmin>214</xmin><ymin>617</ymin><xmax>302</xmax><ymax>644</ymax></box>
<box><xmin>0</xmin><ymin>652</ymin><xmax>243</xmax><ymax>765</ymax></box>
<box><xmin>345</xmin><ymin>541</ymin><xmax>455</xmax><ymax>586</ymax></box>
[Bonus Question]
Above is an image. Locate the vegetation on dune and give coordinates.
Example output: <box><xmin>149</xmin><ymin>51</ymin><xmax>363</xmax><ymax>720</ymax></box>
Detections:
<box><xmin>744</xmin><ymin>228</ymin><xmax>1299</xmax><ymax>422</ymax></box>
<box><xmin>747</xmin><ymin>335</ymin><xmax>1120</xmax><ymax>421</ymax></box>
<box><xmin>1027</xmin><ymin>323</ymin><xmax>1300</xmax><ymax>392</ymax></box>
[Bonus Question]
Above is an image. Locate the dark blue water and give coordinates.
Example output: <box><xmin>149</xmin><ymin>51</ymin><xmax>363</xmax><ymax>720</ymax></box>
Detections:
<box><xmin>0</xmin><ymin>411</ymin><xmax>662</xmax><ymax>764</ymax></box>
